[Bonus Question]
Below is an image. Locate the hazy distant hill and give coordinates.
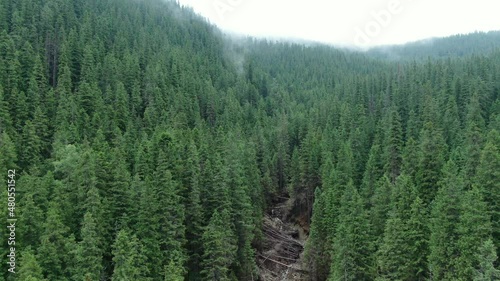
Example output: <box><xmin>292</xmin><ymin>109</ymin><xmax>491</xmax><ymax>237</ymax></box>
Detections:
<box><xmin>367</xmin><ymin>31</ymin><xmax>500</xmax><ymax>60</ymax></box>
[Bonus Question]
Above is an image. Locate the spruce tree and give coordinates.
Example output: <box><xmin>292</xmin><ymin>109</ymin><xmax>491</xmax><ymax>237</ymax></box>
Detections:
<box><xmin>153</xmin><ymin>150</ymin><xmax>187</xmax><ymax>275</ymax></box>
<box><xmin>474</xmin><ymin>239</ymin><xmax>500</xmax><ymax>281</ymax></box>
<box><xmin>38</xmin><ymin>202</ymin><xmax>76</xmax><ymax>281</ymax></box>
<box><xmin>201</xmin><ymin>209</ymin><xmax>237</xmax><ymax>281</ymax></box>
<box><xmin>456</xmin><ymin>186</ymin><xmax>493</xmax><ymax>280</ymax></box>
<box><xmin>330</xmin><ymin>181</ymin><xmax>372</xmax><ymax>281</ymax></box>
<box><xmin>416</xmin><ymin>122</ymin><xmax>447</xmax><ymax>204</ymax></box>
<box><xmin>18</xmin><ymin>247</ymin><xmax>46</xmax><ymax>281</ymax></box>
<box><xmin>406</xmin><ymin>196</ymin><xmax>429</xmax><ymax>280</ymax></box>
<box><xmin>111</xmin><ymin>228</ymin><xmax>149</xmax><ymax>281</ymax></box>
<box><xmin>305</xmin><ymin>187</ymin><xmax>331</xmax><ymax>281</ymax></box>
<box><xmin>185</xmin><ymin>141</ymin><xmax>204</xmax><ymax>279</ymax></box>
<box><xmin>428</xmin><ymin>160</ymin><xmax>464</xmax><ymax>280</ymax></box>
<box><xmin>376</xmin><ymin>212</ymin><xmax>409</xmax><ymax>280</ymax></box>
<box><xmin>476</xmin><ymin>129</ymin><xmax>500</xmax><ymax>256</ymax></box>
<box><xmin>73</xmin><ymin>212</ymin><xmax>103</xmax><ymax>281</ymax></box>
<box><xmin>383</xmin><ymin>108</ymin><xmax>403</xmax><ymax>183</ymax></box>
<box><xmin>0</xmin><ymin>131</ymin><xmax>17</xmax><ymax>176</ymax></box>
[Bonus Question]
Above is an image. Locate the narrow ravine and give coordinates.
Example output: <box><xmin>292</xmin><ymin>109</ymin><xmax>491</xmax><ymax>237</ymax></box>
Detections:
<box><xmin>258</xmin><ymin>195</ymin><xmax>310</xmax><ymax>280</ymax></box>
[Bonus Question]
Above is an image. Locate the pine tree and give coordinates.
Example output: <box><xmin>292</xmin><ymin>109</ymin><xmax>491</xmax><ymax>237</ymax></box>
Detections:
<box><xmin>0</xmin><ymin>131</ymin><xmax>17</xmax><ymax>177</ymax></box>
<box><xmin>0</xmin><ymin>85</ymin><xmax>13</xmax><ymax>134</ymax></box>
<box><xmin>305</xmin><ymin>187</ymin><xmax>331</xmax><ymax>281</ymax></box>
<box><xmin>456</xmin><ymin>186</ymin><xmax>493</xmax><ymax>280</ymax></box>
<box><xmin>360</xmin><ymin>143</ymin><xmax>384</xmax><ymax>204</ymax></box>
<box><xmin>201</xmin><ymin>209</ymin><xmax>237</xmax><ymax>281</ymax></box>
<box><xmin>376</xmin><ymin>176</ymin><xmax>428</xmax><ymax>280</ymax></box>
<box><xmin>474</xmin><ymin>239</ymin><xmax>500</xmax><ymax>281</ymax></box>
<box><xmin>401</xmin><ymin>137</ymin><xmax>419</xmax><ymax>181</ymax></box>
<box><xmin>476</xmin><ymin>129</ymin><xmax>500</xmax><ymax>256</ymax></box>
<box><xmin>464</xmin><ymin>92</ymin><xmax>485</xmax><ymax>186</ymax></box>
<box><xmin>383</xmin><ymin>108</ymin><xmax>403</xmax><ymax>183</ymax></box>
<box><xmin>330</xmin><ymin>181</ymin><xmax>372</xmax><ymax>281</ymax></box>
<box><xmin>405</xmin><ymin>196</ymin><xmax>429</xmax><ymax>280</ymax></box>
<box><xmin>442</xmin><ymin>94</ymin><xmax>461</xmax><ymax>148</ymax></box>
<box><xmin>73</xmin><ymin>212</ymin><xmax>103</xmax><ymax>281</ymax></box>
<box><xmin>185</xmin><ymin>141</ymin><xmax>204</xmax><ymax>279</ymax></box>
<box><xmin>164</xmin><ymin>260</ymin><xmax>185</xmax><ymax>281</ymax></box>
<box><xmin>204</xmin><ymin>152</ymin><xmax>231</xmax><ymax>217</ymax></box>
<box><xmin>370</xmin><ymin>175</ymin><xmax>392</xmax><ymax>240</ymax></box>
<box><xmin>18</xmin><ymin>193</ymin><xmax>44</xmax><ymax>249</ymax></box>
<box><xmin>428</xmin><ymin>160</ymin><xmax>464</xmax><ymax>280</ymax></box>
<box><xmin>18</xmin><ymin>247</ymin><xmax>46</xmax><ymax>281</ymax></box>
<box><xmin>416</xmin><ymin>122</ymin><xmax>447</xmax><ymax>204</ymax></box>
<box><xmin>109</xmin><ymin>145</ymin><xmax>131</xmax><ymax>225</ymax></box>
<box><xmin>113</xmin><ymin>81</ymin><xmax>130</xmax><ymax>131</ymax></box>
<box><xmin>38</xmin><ymin>202</ymin><xmax>76</xmax><ymax>281</ymax></box>
<box><xmin>111</xmin><ymin>228</ymin><xmax>149</xmax><ymax>281</ymax></box>
<box><xmin>376</xmin><ymin>211</ymin><xmax>409</xmax><ymax>280</ymax></box>
<box><xmin>135</xmin><ymin>176</ymin><xmax>163</xmax><ymax>279</ymax></box>
<box><xmin>153</xmin><ymin>150</ymin><xmax>187</xmax><ymax>275</ymax></box>
<box><xmin>19</xmin><ymin>120</ymin><xmax>41</xmax><ymax>171</ymax></box>
<box><xmin>225</xmin><ymin>139</ymin><xmax>257</xmax><ymax>280</ymax></box>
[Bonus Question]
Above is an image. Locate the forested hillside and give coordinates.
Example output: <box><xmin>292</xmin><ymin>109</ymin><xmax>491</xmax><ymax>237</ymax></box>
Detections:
<box><xmin>367</xmin><ymin>31</ymin><xmax>500</xmax><ymax>60</ymax></box>
<box><xmin>0</xmin><ymin>0</ymin><xmax>500</xmax><ymax>280</ymax></box>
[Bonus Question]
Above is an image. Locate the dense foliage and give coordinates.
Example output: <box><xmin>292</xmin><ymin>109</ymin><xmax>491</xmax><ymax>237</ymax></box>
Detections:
<box><xmin>0</xmin><ymin>0</ymin><xmax>499</xmax><ymax>280</ymax></box>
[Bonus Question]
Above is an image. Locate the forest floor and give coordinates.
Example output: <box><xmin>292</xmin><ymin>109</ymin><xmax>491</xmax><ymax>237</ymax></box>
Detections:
<box><xmin>257</xmin><ymin>195</ymin><xmax>310</xmax><ymax>280</ymax></box>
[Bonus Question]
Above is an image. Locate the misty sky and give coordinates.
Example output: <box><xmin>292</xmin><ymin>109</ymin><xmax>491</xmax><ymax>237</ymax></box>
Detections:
<box><xmin>176</xmin><ymin>0</ymin><xmax>500</xmax><ymax>47</ymax></box>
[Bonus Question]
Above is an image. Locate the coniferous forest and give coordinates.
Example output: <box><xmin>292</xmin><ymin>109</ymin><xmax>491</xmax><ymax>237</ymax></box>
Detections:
<box><xmin>1</xmin><ymin>0</ymin><xmax>500</xmax><ymax>280</ymax></box>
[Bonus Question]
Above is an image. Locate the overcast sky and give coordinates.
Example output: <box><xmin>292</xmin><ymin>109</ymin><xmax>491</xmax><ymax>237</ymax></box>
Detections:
<box><xmin>175</xmin><ymin>0</ymin><xmax>500</xmax><ymax>48</ymax></box>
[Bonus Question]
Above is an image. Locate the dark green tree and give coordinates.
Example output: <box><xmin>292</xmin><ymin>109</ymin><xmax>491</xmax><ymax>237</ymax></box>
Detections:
<box><xmin>73</xmin><ymin>212</ymin><xmax>104</xmax><ymax>281</ymax></box>
<box><xmin>476</xmin><ymin>129</ymin><xmax>500</xmax><ymax>255</ymax></box>
<box><xmin>474</xmin><ymin>239</ymin><xmax>500</xmax><ymax>281</ymax></box>
<box><xmin>330</xmin><ymin>181</ymin><xmax>372</xmax><ymax>281</ymax></box>
<box><xmin>416</xmin><ymin>122</ymin><xmax>447</xmax><ymax>204</ymax></box>
<box><xmin>111</xmin><ymin>228</ymin><xmax>149</xmax><ymax>281</ymax></box>
<box><xmin>201</xmin><ymin>209</ymin><xmax>237</xmax><ymax>281</ymax></box>
<box><xmin>18</xmin><ymin>247</ymin><xmax>46</xmax><ymax>281</ymax></box>
<box><xmin>428</xmin><ymin>160</ymin><xmax>464</xmax><ymax>280</ymax></box>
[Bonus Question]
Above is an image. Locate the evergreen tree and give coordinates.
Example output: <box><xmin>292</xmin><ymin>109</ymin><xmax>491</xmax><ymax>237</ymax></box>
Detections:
<box><xmin>111</xmin><ymin>228</ymin><xmax>149</xmax><ymax>281</ymax></box>
<box><xmin>330</xmin><ymin>181</ymin><xmax>372</xmax><ymax>281</ymax></box>
<box><xmin>456</xmin><ymin>187</ymin><xmax>493</xmax><ymax>280</ymax></box>
<box><xmin>0</xmin><ymin>131</ymin><xmax>16</xmax><ymax>176</ymax></box>
<box><xmin>464</xmin><ymin>92</ymin><xmax>486</xmax><ymax>185</ymax></box>
<box><xmin>0</xmin><ymin>85</ymin><xmax>12</xmax><ymax>134</ymax></box>
<box><xmin>17</xmin><ymin>193</ymin><xmax>44</xmax><ymax>249</ymax></box>
<box><xmin>406</xmin><ymin>196</ymin><xmax>429</xmax><ymax>280</ymax></box>
<box><xmin>376</xmin><ymin>212</ymin><xmax>409</xmax><ymax>280</ymax></box>
<box><xmin>38</xmin><ymin>202</ymin><xmax>76</xmax><ymax>281</ymax></box>
<box><xmin>384</xmin><ymin>108</ymin><xmax>403</xmax><ymax>183</ymax></box>
<box><xmin>73</xmin><ymin>212</ymin><xmax>104</xmax><ymax>281</ymax></box>
<box><xmin>201</xmin><ymin>209</ymin><xmax>237</xmax><ymax>281</ymax></box>
<box><xmin>153</xmin><ymin>150</ymin><xmax>187</xmax><ymax>276</ymax></box>
<box><xmin>401</xmin><ymin>137</ymin><xmax>419</xmax><ymax>181</ymax></box>
<box><xmin>18</xmin><ymin>247</ymin><xmax>46</xmax><ymax>281</ymax></box>
<box><xmin>370</xmin><ymin>175</ymin><xmax>392</xmax><ymax>240</ymax></box>
<box><xmin>185</xmin><ymin>141</ymin><xmax>204</xmax><ymax>279</ymax></box>
<box><xmin>476</xmin><ymin>129</ymin><xmax>500</xmax><ymax>256</ymax></box>
<box><xmin>474</xmin><ymin>239</ymin><xmax>500</xmax><ymax>281</ymax></box>
<box><xmin>165</xmin><ymin>260</ymin><xmax>185</xmax><ymax>281</ymax></box>
<box><xmin>416</xmin><ymin>122</ymin><xmax>447</xmax><ymax>204</ymax></box>
<box><xmin>428</xmin><ymin>160</ymin><xmax>464</xmax><ymax>280</ymax></box>
<box><xmin>305</xmin><ymin>187</ymin><xmax>331</xmax><ymax>281</ymax></box>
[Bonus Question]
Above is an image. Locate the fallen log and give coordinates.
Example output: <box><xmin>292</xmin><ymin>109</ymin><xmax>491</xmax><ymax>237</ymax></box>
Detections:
<box><xmin>257</xmin><ymin>253</ymin><xmax>310</xmax><ymax>274</ymax></box>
